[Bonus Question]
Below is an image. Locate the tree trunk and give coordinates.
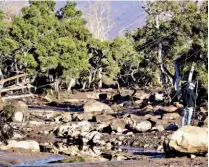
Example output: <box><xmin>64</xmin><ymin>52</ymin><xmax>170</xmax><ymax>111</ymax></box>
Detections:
<box><xmin>54</xmin><ymin>77</ymin><xmax>61</xmax><ymax>92</ymax></box>
<box><xmin>156</xmin><ymin>15</ymin><xmax>167</xmax><ymax>87</ymax></box>
<box><xmin>67</xmin><ymin>78</ymin><xmax>76</xmax><ymax>93</ymax></box>
<box><xmin>174</xmin><ymin>60</ymin><xmax>181</xmax><ymax>100</ymax></box>
<box><xmin>88</xmin><ymin>73</ymin><xmax>92</xmax><ymax>89</ymax></box>
<box><xmin>116</xmin><ymin>82</ymin><xmax>121</xmax><ymax>94</ymax></box>
<box><xmin>188</xmin><ymin>62</ymin><xmax>195</xmax><ymax>83</ymax></box>
<box><xmin>98</xmin><ymin>67</ymin><xmax>102</xmax><ymax>88</ymax></box>
<box><xmin>0</xmin><ymin>69</ymin><xmax>4</xmax><ymax>89</ymax></box>
<box><xmin>14</xmin><ymin>58</ymin><xmax>19</xmax><ymax>85</ymax></box>
<box><xmin>81</xmin><ymin>81</ymin><xmax>87</xmax><ymax>90</ymax></box>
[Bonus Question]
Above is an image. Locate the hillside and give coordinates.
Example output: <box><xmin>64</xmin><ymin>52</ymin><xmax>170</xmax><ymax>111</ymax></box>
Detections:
<box><xmin>56</xmin><ymin>1</ymin><xmax>147</xmax><ymax>40</ymax></box>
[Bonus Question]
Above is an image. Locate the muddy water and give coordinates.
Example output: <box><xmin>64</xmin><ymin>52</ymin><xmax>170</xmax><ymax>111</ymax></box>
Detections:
<box><xmin>14</xmin><ymin>155</ymin><xmax>64</xmax><ymax>166</ymax></box>
<box><xmin>28</xmin><ymin>105</ymin><xmax>83</xmax><ymax>112</ymax></box>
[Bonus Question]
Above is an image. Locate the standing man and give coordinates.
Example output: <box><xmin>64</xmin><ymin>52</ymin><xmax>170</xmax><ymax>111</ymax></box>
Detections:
<box><xmin>181</xmin><ymin>82</ymin><xmax>197</xmax><ymax>126</ymax></box>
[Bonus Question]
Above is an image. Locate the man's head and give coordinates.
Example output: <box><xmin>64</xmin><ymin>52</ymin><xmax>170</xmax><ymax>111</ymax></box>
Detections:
<box><xmin>188</xmin><ymin>82</ymin><xmax>195</xmax><ymax>90</ymax></box>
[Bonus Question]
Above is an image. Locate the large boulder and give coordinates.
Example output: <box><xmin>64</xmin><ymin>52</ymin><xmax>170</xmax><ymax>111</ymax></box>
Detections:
<box><xmin>4</xmin><ymin>101</ymin><xmax>29</xmax><ymax>123</ymax></box>
<box><xmin>84</xmin><ymin>100</ymin><xmax>113</xmax><ymax>113</ymax></box>
<box><xmin>163</xmin><ymin>126</ymin><xmax>208</xmax><ymax>154</ymax></box>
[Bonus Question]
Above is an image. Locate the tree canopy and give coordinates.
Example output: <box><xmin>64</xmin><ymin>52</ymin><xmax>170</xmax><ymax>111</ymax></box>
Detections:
<box><xmin>0</xmin><ymin>1</ymin><xmax>207</xmax><ymax>93</ymax></box>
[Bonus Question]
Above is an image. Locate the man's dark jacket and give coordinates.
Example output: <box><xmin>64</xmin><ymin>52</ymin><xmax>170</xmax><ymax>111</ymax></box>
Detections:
<box><xmin>181</xmin><ymin>87</ymin><xmax>196</xmax><ymax>107</ymax></box>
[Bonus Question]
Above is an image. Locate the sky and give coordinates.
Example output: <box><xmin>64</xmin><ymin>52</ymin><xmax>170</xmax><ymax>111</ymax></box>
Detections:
<box><xmin>56</xmin><ymin>1</ymin><xmax>147</xmax><ymax>39</ymax></box>
<box><xmin>0</xmin><ymin>1</ymin><xmax>147</xmax><ymax>39</ymax></box>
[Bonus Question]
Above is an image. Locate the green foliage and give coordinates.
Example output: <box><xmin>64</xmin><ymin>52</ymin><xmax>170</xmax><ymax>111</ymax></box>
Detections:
<box><xmin>0</xmin><ymin>1</ymin><xmax>207</xmax><ymax>91</ymax></box>
<box><xmin>130</xmin><ymin>1</ymin><xmax>207</xmax><ymax>87</ymax></box>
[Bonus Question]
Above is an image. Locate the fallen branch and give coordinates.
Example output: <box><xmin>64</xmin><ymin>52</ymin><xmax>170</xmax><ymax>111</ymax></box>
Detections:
<box><xmin>1</xmin><ymin>84</ymin><xmax>35</xmax><ymax>93</ymax></box>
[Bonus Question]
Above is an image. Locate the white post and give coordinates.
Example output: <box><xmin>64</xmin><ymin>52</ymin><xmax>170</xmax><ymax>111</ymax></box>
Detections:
<box><xmin>188</xmin><ymin>62</ymin><xmax>195</xmax><ymax>83</ymax></box>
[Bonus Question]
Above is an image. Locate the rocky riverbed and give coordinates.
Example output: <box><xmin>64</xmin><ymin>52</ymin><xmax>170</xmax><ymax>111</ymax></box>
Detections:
<box><xmin>0</xmin><ymin>89</ymin><xmax>208</xmax><ymax>166</ymax></box>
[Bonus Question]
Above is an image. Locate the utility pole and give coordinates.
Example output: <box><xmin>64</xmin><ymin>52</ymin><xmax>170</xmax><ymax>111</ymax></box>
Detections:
<box><xmin>188</xmin><ymin>62</ymin><xmax>195</xmax><ymax>83</ymax></box>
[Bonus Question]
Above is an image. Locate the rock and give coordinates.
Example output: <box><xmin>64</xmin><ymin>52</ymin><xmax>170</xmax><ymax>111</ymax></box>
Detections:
<box><xmin>60</xmin><ymin>112</ymin><xmax>72</xmax><ymax>122</ymax></box>
<box><xmin>126</xmin><ymin>132</ymin><xmax>134</xmax><ymax>136</ymax></box>
<box><xmin>204</xmin><ymin>117</ymin><xmax>208</xmax><ymax>125</ymax></box>
<box><xmin>68</xmin><ymin>121</ymin><xmax>92</xmax><ymax>138</ymax></box>
<box><xmin>157</xmin><ymin>145</ymin><xmax>164</xmax><ymax>152</ymax></box>
<box><xmin>99</xmin><ymin>94</ymin><xmax>107</xmax><ymax>101</ymax></box>
<box><xmin>12</xmin><ymin>132</ymin><xmax>24</xmax><ymax>139</ymax></box>
<box><xmin>200</xmin><ymin>107</ymin><xmax>208</xmax><ymax>113</ymax></box>
<box><xmin>152</xmin><ymin>125</ymin><xmax>164</xmax><ymax>131</ymax></box>
<box><xmin>142</xmin><ymin>105</ymin><xmax>153</xmax><ymax>112</ymax></box>
<box><xmin>144</xmin><ymin>114</ymin><xmax>161</xmax><ymax>122</ymax></box>
<box><xmin>122</xmin><ymin>101</ymin><xmax>133</xmax><ymax>107</ymax></box>
<box><xmin>110</xmin><ymin>119</ymin><xmax>127</xmax><ymax>133</ymax></box>
<box><xmin>118</xmin><ymin>136</ymin><xmax>125</xmax><ymax>141</ymax></box>
<box><xmin>163</xmin><ymin>126</ymin><xmax>208</xmax><ymax>154</ymax></box>
<box><xmin>54</xmin><ymin>115</ymin><xmax>62</xmax><ymax>122</ymax></box>
<box><xmin>0</xmin><ymin>140</ymin><xmax>40</xmax><ymax>152</ymax></box>
<box><xmin>105</xmin><ymin>142</ymin><xmax>112</xmax><ymax>150</ymax></box>
<box><xmin>190</xmin><ymin>154</ymin><xmax>196</xmax><ymax>159</ymax></box>
<box><xmin>154</xmin><ymin>93</ymin><xmax>164</xmax><ymax>102</ymax></box>
<box><xmin>14</xmin><ymin>101</ymin><xmax>28</xmax><ymax>110</ymax></box>
<box><xmin>72</xmin><ymin>113</ymin><xmax>93</xmax><ymax>121</ymax></box>
<box><xmin>12</xmin><ymin>111</ymin><xmax>24</xmax><ymax>123</ymax></box>
<box><xmin>80</xmin><ymin>113</ymin><xmax>94</xmax><ymax>121</ymax></box>
<box><xmin>124</xmin><ymin>114</ymin><xmax>143</xmax><ymax>128</ymax></box>
<box><xmin>173</xmin><ymin>102</ymin><xmax>184</xmax><ymax>109</ymax></box>
<box><xmin>161</xmin><ymin>105</ymin><xmax>178</xmax><ymax>113</ymax></box>
<box><xmin>93</xmin><ymin>114</ymin><xmax>114</xmax><ymax>123</ymax></box>
<box><xmin>152</xmin><ymin>105</ymin><xmax>162</xmax><ymax>112</ymax></box>
<box><xmin>200</xmin><ymin>101</ymin><xmax>208</xmax><ymax>111</ymax></box>
<box><xmin>134</xmin><ymin>120</ymin><xmax>152</xmax><ymax>132</ymax></box>
<box><xmin>4</xmin><ymin>101</ymin><xmax>29</xmax><ymax>124</ymax></box>
<box><xmin>29</xmin><ymin>120</ymin><xmax>45</xmax><ymax>126</ymax></box>
<box><xmin>0</xmin><ymin>96</ymin><xmax>4</xmax><ymax>111</ymax></box>
<box><xmin>135</xmin><ymin>100</ymin><xmax>143</xmax><ymax>104</ymax></box>
<box><xmin>162</xmin><ymin>113</ymin><xmax>180</xmax><ymax>120</ymax></box>
<box><xmin>80</xmin><ymin>131</ymin><xmax>103</xmax><ymax>145</ymax></box>
<box><xmin>44</xmin><ymin>110</ymin><xmax>62</xmax><ymax>119</ymax></box>
<box><xmin>165</xmin><ymin>124</ymin><xmax>179</xmax><ymax>131</ymax></box>
<box><xmin>57</xmin><ymin>143</ymin><xmax>79</xmax><ymax>155</ymax></box>
<box><xmin>81</xmin><ymin>145</ymin><xmax>101</xmax><ymax>157</ymax></box>
<box><xmin>116</xmin><ymin>155</ymin><xmax>127</xmax><ymax>161</ymax></box>
<box><xmin>55</xmin><ymin>124</ymin><xmax>72</xmax><ymax>136</ymax></box>
<box><xmin>134</xmin><ymin>91</ymin><xmax>150</xmax><ymax>100</ymax></box>
<box><xmin>96</xmin><ymin>123</ymin><xmax>111</xmax><ymax>132</ymax></box>
<box><xmin>84</xmin><ymin>100</ymin><xmax>113</xmax><ymax>113</ymax></box>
